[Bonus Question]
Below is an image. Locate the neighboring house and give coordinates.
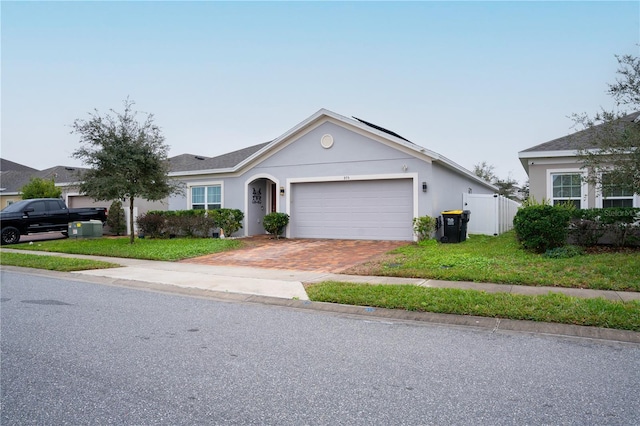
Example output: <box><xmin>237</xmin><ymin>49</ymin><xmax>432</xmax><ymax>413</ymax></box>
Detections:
<box><xmin>168</xmin><ymin>108</ymin><xmax>498</xmax><ymax>241</ymax></box>
<box><xmin>0</xmin><ymin>160</ymin><xmax>99</xmax><ymax>208</ymax></box>
<box><xmin>0</xmin><ymin>159</ymin><xmax>165</xmax><ymax>233</ymax></box>
<box><xmin>518</xmin><ymin>111</ymin><xmax>640</xmax><ymax>209</ymax></box>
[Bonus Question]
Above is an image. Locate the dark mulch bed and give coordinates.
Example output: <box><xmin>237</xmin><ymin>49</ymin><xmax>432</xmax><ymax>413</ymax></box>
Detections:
<box><xmin>583</xmin><ymin>245</ymin><xmax>640</xmax><ymax>254</ymax></box>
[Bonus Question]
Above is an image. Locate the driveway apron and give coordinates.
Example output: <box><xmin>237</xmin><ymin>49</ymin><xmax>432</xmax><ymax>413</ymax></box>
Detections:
<box><xmin>179</xmin><ymin>237</ymin><xmax>411</xmax><ymax>273</ymax></box>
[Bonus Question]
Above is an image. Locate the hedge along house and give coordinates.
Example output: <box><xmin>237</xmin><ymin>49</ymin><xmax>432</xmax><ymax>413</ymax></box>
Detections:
<box><xmin>518</xmin><ymin>111</ymin><xmax>640</xmax><ymax>209</ymax></box>
<box><xmin>168</xmin><ymin>109</ymin><xmax>497</xmax><ymax>241</ymax></box>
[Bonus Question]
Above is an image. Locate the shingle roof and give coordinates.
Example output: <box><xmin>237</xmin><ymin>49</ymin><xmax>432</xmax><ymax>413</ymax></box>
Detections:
<box><xmin>0</xmin><ymin>159</ymin><xmax>38</xmax><ymax>172</ymax></box>
<box><xmin>0</xmin><ymin>161</ymin><xmax>88</xmax><ymax>193</ymax></box>
<box><xmin>0</xmin><ymin>170</ymin><xmax>32</xmax><ymax>193</ymax></box>
<box><xmin>520</xmin><ymin>111</ymin><xmax>640</xmax><ymax>153</ymax></box>
<box><xmin>169</xmin><ymin>142</ymin><xmax>271</xmax><ymax>172</ymax></box>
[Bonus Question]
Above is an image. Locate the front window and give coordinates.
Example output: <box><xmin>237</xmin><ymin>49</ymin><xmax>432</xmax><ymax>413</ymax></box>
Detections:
<box><xmin>551</xmin><ymin>173</ymin><xmax>582</xmax><ymax>208</ymax></box>
<box><xmin>601</xmin><ymin>174</ymin><xmax>634</xmax><ymax>208</ymax></box>
<box><xmin>191</xmin><ymin>185</ymin><xmax>221</xmax><ymax>210</ymax></box>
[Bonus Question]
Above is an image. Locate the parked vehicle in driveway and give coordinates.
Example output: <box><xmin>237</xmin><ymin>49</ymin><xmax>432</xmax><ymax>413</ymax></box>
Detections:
<box><xmin>0</xmin><ymin>198</ymin><xmax>107</xmax><ymax>245</ymax></box>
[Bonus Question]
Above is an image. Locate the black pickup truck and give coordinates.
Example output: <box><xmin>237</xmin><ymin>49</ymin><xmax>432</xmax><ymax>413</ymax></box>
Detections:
<box><xmin>0</xmin><ymin>198</ymin><xmax>108</xmax><ymax>245</ymax></box>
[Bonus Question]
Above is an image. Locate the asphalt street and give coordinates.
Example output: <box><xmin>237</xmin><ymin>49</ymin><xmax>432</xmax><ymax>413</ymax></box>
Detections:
<box><xmin>2</xmin><ymin>270</ymin><xmax>639</xmax><ymax>425</ymax></box>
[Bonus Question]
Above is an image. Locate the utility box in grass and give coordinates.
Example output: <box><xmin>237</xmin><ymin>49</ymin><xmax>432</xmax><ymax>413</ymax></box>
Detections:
<box><xmin>68</xmin><ymin>220</ymin><xmax>103</xmax><ymax>239</ymax></box>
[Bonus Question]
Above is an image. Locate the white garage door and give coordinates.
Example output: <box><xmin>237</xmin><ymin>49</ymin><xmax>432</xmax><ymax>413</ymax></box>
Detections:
<box><xmin>290</xmin><ymin>179</ymin><xmax>414</xmax><ymax>241</ymax></box>
<box><xmin>67</xmin><ymin>196</ymin><xmax>108</xmax><ymax>209</ymax></box>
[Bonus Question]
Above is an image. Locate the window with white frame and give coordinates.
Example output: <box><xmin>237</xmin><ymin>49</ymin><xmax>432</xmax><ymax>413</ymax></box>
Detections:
<box><xmin>191</xmin><ymin>185</ymin><xmax>221</xmax><ymax>210</ymax></box>
<box><xmin>551</xmin><ymin>173</ymin><xmax>583</xmax><ymax>208</ymax></box>
<box><xmin>601</xmin><ymin>173</ymin><xmax>634</xmax><ymax>208</ymax></box>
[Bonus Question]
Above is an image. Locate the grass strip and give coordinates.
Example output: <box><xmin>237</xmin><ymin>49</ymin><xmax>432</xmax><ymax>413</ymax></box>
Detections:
<box><xmin>0</xmin><ymin>252</ymin><xmax>120</xmax><ymax>272</ymax></box>
<box><xmin>307</xmin><ymin>282</ymin><xmax>640</xmax><ymax>331</ymax></box>
<box><xmin>9</xmin><ymin>237</ymin><xmax>241</xmax><ymax>261</ymax></box>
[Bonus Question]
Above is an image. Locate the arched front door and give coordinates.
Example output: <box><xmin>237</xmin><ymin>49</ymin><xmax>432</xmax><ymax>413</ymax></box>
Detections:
<box><xmin>246</xmin><ymin>178</ymin><xmax>277</xmax><ymax>236</ymax></box>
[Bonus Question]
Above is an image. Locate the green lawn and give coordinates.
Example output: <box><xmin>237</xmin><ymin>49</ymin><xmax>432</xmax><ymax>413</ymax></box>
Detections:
<box><xmin>306</xmin><ymin>282</ymin><xmax>640</xmax><ymax>331</ymax></box>
<box><xmin>8</xmin><ymin>236</ymin><xmax>241</xmax><ymax>261</ymax></box>
<box><xmin>0</xmin><ymin>252</ymin><xmax>119</xmax><ymax>272</ymax></box>
<box><xmin>344</xmin><ymin>232</ymin><xmax>640</xmax><ymax>292</ymax></box>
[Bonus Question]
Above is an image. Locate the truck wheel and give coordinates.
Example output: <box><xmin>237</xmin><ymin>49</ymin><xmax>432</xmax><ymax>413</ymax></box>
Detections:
<box><xmin>1</xmin><ymin>227</ymin><xmax>21</xmax><ymax>245</ymax></box>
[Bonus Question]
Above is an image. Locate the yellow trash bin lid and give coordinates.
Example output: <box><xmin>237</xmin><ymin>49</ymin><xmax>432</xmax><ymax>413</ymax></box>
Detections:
<box><xmin>441</xmin><ymin>210</ymin><xmax>463</xmax><ymax>215</ymax></box>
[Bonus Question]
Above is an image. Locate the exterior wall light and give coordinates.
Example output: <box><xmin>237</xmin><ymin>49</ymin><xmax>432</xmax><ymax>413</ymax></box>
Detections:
<box><xmin>280</xmin><ymin>186</ymin><xmax>285</xmax><ymax>196</ymax></box>
<box><xmin>422</xmin><ymin>182</ymin><xmax>428</xmax><ymax>192</ymax></box>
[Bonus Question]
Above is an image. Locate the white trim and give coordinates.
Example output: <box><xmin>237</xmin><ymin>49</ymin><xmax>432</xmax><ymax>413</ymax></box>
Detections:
<box><xmin>596</xmin><ymin>192</ymin><xmax>640</xmax><ymax>208</ymax></box>
<box><xmin>285</xmin><ymin>172</ymin><xmax>419</xmax><ymax>240</ymax></box>
<box><xmin>243</xmin><ymin>174</ymin><xmax>280</xmax><ymax>237</ymax></box>
<box><xmin>595</xmin><ymin>171</ymin><xmax>639</xmax><ymax>208</ymax></box>
<box><xmin>518</xmin><ymin>148</ymin><xmax>599</xmax><ymax>159</ymax></box>
<box><xmin>519</xmin><ymin>149</ymin><xmax>576</xmax><ymax>159</ymax></box>
<box><xmin>523</xmin><ymin>157</ymin><xmax>584</xmax><ymax>166</ymax></box>
<box><xmin>186</xmin><ymin>180</ymin><xmax>224</xmax><ymax>209</ymax></box>
<box><xmin>169</xmin><ymin>167</ymin><xmax>236</xmax><ymax>178</ymax></box>
<box><xmin>546</xmin><ymin>168</ymin><xmax>588</xmax><ymax>208</ymax></box>
<box><xmin>64</xmin><ymin>192</ymin><xmax>81</xmax><ymax>206</ymax></box>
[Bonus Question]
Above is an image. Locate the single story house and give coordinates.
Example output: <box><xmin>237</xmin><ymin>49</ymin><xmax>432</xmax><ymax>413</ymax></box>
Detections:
<box><xmin>168</xmin><ymin>108</ymin><xmax>497</xmax><ymax>241</ymax></box>
<box><xmin>518</xmin><ymin>111</ymin><xmax>639</xmax><ymax>209</ymax></box>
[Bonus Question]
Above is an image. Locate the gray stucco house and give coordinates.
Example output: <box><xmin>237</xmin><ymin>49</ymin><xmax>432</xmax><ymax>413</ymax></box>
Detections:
<box><xmin>519</xmin><ymin>111</ymin><xmax>639</xmax><ymax>209</ymax></box>
<box><xmin>168</xmin><ymin>109</ymin><xmax>497</xmax><ymax>241</ymax></box>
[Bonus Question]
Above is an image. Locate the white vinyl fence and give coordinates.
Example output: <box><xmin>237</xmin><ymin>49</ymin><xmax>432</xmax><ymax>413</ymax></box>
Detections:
<box><xmin>462</xmin><ymin>193</ymin><xmax>520</xmax><ymax>236</ymax></box>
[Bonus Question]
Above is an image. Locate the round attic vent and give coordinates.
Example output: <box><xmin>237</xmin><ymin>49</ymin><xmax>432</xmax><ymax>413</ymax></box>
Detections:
<box><xmin>320</xmin><ymin>134</ymin><xmax>334</xmax><ymax>149</ymax></box>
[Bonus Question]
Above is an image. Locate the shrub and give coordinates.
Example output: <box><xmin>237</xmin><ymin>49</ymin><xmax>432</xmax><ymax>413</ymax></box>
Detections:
<box><xmin>513</xmin><ymin>204</ymin><xmax>573</xmax><ymax>253</ymax></box>
<box><xmin>263</xmin><ymin>212</ymin><xmax>289</xmax><ymax>238</ymax></box>
<box><xmin>136</xmin><ymin>212</ymin><xmax>167</xmax><ymax>238</ymax></box>
<box><xmin>136</xmin><ymin>209</ymin><xmax>244</xmax><ymax>239</ymax></box>
<box><xmin>210</xmin><ymin>208</ymin><xmax>244</xmax><ymax>237</ymax></box>
<box><xmin>413</xmin><ymin>216</ymin><xmax>436</xmax><ymax>242</ymax></box>
<box><xmin>106</xmin><ymin>200</ymin><xmax>127</xmax><ymax>236</ymax></box>
<box><xmin>543</xmin><ymin>245</ymin><xmax>584</xmax><ymax>259</ymax></box>
<box><xmin>167</xmin><ymin>211</ymin><xmax>214</xmax><ymax>238</ymax></box>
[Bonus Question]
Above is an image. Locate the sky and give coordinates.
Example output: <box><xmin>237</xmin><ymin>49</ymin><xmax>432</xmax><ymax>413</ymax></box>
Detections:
<box><xmin>2</xmin><ymin>1</ymin><xmax>639</xmax><ymax>185</ymax></box>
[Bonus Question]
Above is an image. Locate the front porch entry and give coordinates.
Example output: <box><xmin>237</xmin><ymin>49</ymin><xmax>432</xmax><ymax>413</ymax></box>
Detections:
<box><xmin>246</xmin><ymin>177</ymin><xmax>278</xmax><ymax>236</ymax></box>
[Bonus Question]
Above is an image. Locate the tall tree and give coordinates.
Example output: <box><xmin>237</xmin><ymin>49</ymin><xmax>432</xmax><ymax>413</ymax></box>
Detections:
<box><xmin>574</xmin><ymin>53</ymin><xmax>640</xmax><ymax>195</ymax></box>
<box><xmin>472</xmin><ymin>161</ymin><xmax>496</xmax><ymax>183</ymax></box>
<box><xmin>472</xmin><ymin>161</ymin><xmax>521</xmax><ymax>200</ymax></box>
<box><xmin>20</xmin><ymin>177</ymin><xmax>62</xmax><ymax>199</ymax></box>
<box><xmin>493</xmin><ymin>176</ymin><xmax>520</xmax><ymax>200</ymax></box>
<box><xmin>71</xmin><ymin>99</ymin><xmax>182</xmax><ymax>243</ymax></box>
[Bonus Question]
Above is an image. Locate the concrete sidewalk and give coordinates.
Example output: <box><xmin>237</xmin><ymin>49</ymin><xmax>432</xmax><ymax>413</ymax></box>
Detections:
<box><xmin>2</xmin><ymin>248</ymin><xmax>639</xmax><ymax>303</ymax></box>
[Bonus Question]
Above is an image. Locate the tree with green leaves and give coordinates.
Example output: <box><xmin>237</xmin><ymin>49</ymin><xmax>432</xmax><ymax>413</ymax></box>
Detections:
<box><xmin>106</xmin><ymin>199</ymin><xmax>127</xmax><ymax>236</ymax></box>
<box><xmin>574</xmin><ymin>53</ymin><xmax>640</xmax><ymax>196</ymax></box>
<box><xmin>472</xmin><ymin>161</ymin><xmax>521</xmax><ymax>200</ymax></box>
<box><xmin>20</xmin><ymin>177</ymin><xmax>62</xmax><ymax>199</ymax></box>
<box><xmin>71</xmin><ymin>98</ymin><xmax>183</xmax><ymax>243</ymax></box>
<box><xmin>472</xmin><ymin>161</ymin><xmax>496</xmax><ymax>183</ymax></box>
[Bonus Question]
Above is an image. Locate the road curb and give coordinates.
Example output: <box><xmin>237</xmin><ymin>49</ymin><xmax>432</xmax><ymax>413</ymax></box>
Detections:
<box><xmin>3</xmin><ymin>266</ymin><xmax>638</xmax><ymax>344</ymax></box>
<box><xmin>239</xmin><ymin>295</ymin><xmax>640</xmax><ymax>344</ymax></box>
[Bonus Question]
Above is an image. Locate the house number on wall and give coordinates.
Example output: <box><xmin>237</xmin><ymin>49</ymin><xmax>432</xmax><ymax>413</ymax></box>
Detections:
<box><xmin>343</xmin><ymin>176</ymin><xmax>350</xmax><ymax>180</ymax></box>
<box><xmin>252</xmin><ymin>187</ymin><xmax>262</xmax><ymax>204</ymax></box>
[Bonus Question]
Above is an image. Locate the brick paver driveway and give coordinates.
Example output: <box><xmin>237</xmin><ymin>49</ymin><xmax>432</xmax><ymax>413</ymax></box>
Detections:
<box><xmin>180</xmin><ymin>236</ymin><xmax>411</xmax><ymax>273</ymax></box>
